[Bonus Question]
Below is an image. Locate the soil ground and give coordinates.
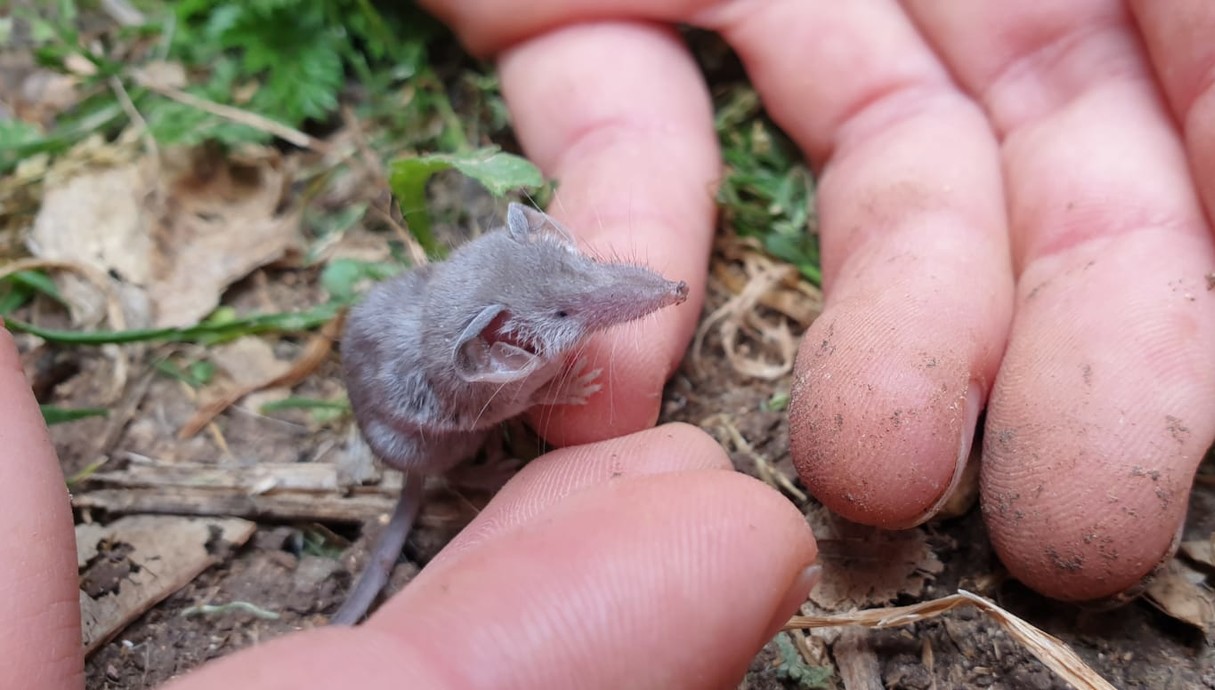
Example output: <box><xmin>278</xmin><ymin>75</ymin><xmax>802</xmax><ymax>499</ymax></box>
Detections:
<box><xmin>5</xmin><ymin>16</ymin><xmax>1215</xmax><ymax>690</ymax></box>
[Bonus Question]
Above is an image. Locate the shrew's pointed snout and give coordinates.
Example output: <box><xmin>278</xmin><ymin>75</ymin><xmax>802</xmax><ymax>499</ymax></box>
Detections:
<box><xmin>671</xmin><ymin>280</ymin><xmax>689</xmax><ymax>305</ymax></box>
<box><xmin>575</xmin><ymin>265</ymin><xmax>689</xmax><ymax>332</ymax></box>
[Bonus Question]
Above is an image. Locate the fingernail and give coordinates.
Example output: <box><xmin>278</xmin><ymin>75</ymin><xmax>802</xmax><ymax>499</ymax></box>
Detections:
<box><xmin>766</xmin><ymin>565</ymin><xmax>822</xmax><ymax>636</ymax></box>
<box><xmin>905</xmin><ymin>380</ymin><xmax>984</xmax><ymax>527</ymax></box>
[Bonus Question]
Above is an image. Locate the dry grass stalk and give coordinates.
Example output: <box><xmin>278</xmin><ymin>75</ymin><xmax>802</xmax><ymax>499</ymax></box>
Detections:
<box><xmin>784</xmin><ymin>590</ymin><xmax>1117</xmax><ymax>690</ymax></box>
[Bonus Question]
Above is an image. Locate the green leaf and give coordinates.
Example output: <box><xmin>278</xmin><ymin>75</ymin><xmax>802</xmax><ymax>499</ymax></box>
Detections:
<box><xmin>0</xmin><ymin>120</ymin><xmax>46</xmax><ymax>151</ymax></box>
<box><xmin>762</xmin><ymin>390</ymin><xmax>790</xmax><ymax>413</ymax></box>
<box><xmin>259</xmin><ymin>396</ymin><xmax>349</xmax><ymax>413</ymax></box>
<box><xmin>189</xmin><ymin>360</ymin><xmax>216</xmax><ymax>385</ymax></box>
<box><xmin>154</xmin><ymin>359</ymin><xmax>215</xmax><ymax>388</ymax></box>
<box><xmin>0</xmin><ymin>287</ymin><xmax>32</xmax><ymax>316</ymax></box>
<box><xmin>320</xmin><ymin>259</ymin><xmax>403</xmax><ymax>303</ymax></box>
<box><xmin>448</xmin><ymin>151</ymin><xmax>545</xmax><ymax>196</ymax></box>
<box><xmin>774</xmin><ymin>634</ymin><xmax>834</xmax><ymax>688</ymax></box>
<box><xmin>5</xmin><ymin>302</ymin><xmax>342</xmax><ymax>346</ymax></box>
<box><xmin>0</xmin><ymin>270</ymin><xmax>68</xmax><ymax>315</ymax></box>
<box><xmin>5</xmin><ymin>270</ymin><xmax>68</xmax><ymax>306</ymax></box>
<box><xmin>388</xmin><ymin>148</ymin><xmax>545</xmax><ymax>256</ymax></box>
<box><xmin>41</xmin><ymin>405</ymin><xmax>109</xmax><ymax>425</ymax></box>
<box><xmin>715</xmin><ymin>86</ymin><xmax>821</xmax><ymax>285</ymax></box>
<box><xmin>261</xmin><ymin>396</ymin><xmax>349</xmax><ymax>425</ymax></box>
<box><xmin>0</xmin><ymin>96</ymin><xmax>126</xmax><ymax>174</ymax></box>
<box><xmin>206</xmin><ymin>3</ymin><xmax>345</xmax><ymax>124</ymax></box>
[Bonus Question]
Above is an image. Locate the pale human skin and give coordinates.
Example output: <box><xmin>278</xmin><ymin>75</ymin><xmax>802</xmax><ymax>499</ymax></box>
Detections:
<box><xmin>4</xmin><ymin>2</ymin><xmax>1214</xmax><ymax>689</ymax></box>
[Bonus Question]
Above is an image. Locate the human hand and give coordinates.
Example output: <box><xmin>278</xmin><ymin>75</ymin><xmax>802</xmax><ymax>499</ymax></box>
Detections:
<box><xmin>0</xmin><ymin>327</ymin><xmax>84</xmax><ymax>690</ymax></box>
<box><xmin>0</xmin><ymin>327</ymin><xmax>817</xmax><ymax>690</ymax></box>
<box><xmin>420</xmin><ymin>1</ymin><xmax>1215</xmax><ymax>602</ymax></box>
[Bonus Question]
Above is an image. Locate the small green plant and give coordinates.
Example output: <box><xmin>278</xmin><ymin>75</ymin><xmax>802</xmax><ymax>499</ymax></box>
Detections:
<box><xmin>387</xmin><ymin>147</ymin><xmax>545</xmax><ymax>256</ymax></box>
<box><xmin>154</xmin><ymin>358</ymin><xmax>216</xmax><ymax>389</ymax></box>
<box><xmin>773</xmin><ymin>633</ymin><xmax>834</xmax><ymax>689</ymax></box>
<box><xmin>762</xmin><ymin>389</ymin><xmax>791</xmax><ymax>413</ymax></box>
<box><xmin>40</xmin><ymin>404</ymin><xmax>108</xmax><ymax>425</ymax></box>
<box><xmin>260</xmin><ymin>396</ymin><xmax>350</xmax><ymax>425</ymax></box>
<box><xmin>0</xmin><ymin>270</ymin><xmax>67</xmax><ymax>315</ymax></box>
<box><xmin>715</xmin><ymin>86</ymin><xmax>822</xmax><ymax>285</ymax></box>
<box><xmin>4</xmin><ymin>0</ymin><xmax>452</xmax><ymax>166</ymax></box>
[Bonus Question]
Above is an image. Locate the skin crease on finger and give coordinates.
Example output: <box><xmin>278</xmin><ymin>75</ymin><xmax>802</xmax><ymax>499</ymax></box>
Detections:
<box><xmin>1128</xmin><ymin>0</ymin><xmax>1215</xmax><ymax>221</ymax></box>
<box><xmin>905</xmin><ymin>0</ymin><xmax>1215</xmax><ymax>600</ymax></box>
<box><xmin>0</xmin><ymin>326</ymin><xmax>85</xmax><ymax>690</ymax></box>
<box><xmin>164</xmin><ymin>449</ymin><xmax>817</xmax><ymax>690</ymax></box>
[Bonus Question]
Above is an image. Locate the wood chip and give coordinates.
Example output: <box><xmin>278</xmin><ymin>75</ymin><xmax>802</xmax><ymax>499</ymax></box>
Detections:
<box><xmin>834</xmin><ymin>627</ymin><xmax>883</xmax><ymax>690</ymax></box>
<box><xmin>75</xmin><ymin>487</ymin><xmax>398</xmax><ymax>524</ymax></box>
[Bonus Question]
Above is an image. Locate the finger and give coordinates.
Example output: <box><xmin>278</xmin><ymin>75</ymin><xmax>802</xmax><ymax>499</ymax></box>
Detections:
<box><xmin>908</xmin><ymin>1</ymin><xmax>1215</xmax><ymax>601</ymax></box>
<box><xmin>417</xmin><ymin>1</ymin><xmax>694</xmax><ymax>56</ymax></box>
<box><xmin>694</xmin><ymin>3</ymin><xmax>1013</xmax><ymax>527</ymax></box>
<box><xmin>1128</xmin><ymin>0</ymin><xmax>1215</xmax><ymax>222</ymax></box>
<box><xmin>427</xmin><ymin>422</ymin><xmax>732</xmax><ymax>569</ymax></box>
<box><xmin>165</xmin><ymin>446</ymin><xmax>817</xmax><ymax>690</ymax></box>
<box><xmin>0</xmin><ymin>327</ymin><xmax>83</xmax><ymax>690</ymax></box>
<box><xmin>498</xmin><ymin>22</ymin><xmax>719</xmax><ymax>446</ymax></box>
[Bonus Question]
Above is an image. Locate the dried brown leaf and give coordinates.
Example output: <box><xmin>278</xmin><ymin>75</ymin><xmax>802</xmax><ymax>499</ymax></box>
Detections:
<box><xmin>29</xmin><ymin>148</ymin><xmax>302</xmax><ymax>329</ymax></box>
<box><xmin>1143</xmin><ymin>558</ymin><xmax>1215</xmax><ymax>634</ymax></box>
<box><xmin>807</xmin><ymin>505</ymin><xmax>943</xmax><ymax>609</ymax></box>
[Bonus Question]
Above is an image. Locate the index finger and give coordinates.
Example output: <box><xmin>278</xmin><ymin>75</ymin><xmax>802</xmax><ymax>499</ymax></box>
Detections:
<box><xmin>496</xmin><ymin>22</ymin><xmax>720</xmax><ymax>446</ymax></box>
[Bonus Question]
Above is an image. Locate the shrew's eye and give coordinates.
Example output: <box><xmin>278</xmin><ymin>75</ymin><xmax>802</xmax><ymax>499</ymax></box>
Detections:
<box><xmin>556</xmin><ymin>310</ymin><xmax>569</xmax><ymax>318</ymax></box>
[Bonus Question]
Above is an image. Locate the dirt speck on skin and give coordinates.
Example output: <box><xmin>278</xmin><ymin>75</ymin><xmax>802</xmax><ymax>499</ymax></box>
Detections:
<box><xmin>1046</xmin><ymin>547</ymin><xmax>1086</xmax><ymax>574</ymax></box>
<box><xmin>1167</xmin><ymin>415</ymin><xmax>1192</xmax><ymax>445</ymax></box>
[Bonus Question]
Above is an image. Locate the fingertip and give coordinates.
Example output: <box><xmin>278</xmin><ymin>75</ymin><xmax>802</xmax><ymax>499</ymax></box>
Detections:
<box><xmin>981</xmin><ymin>235</ymin><xmax>1215</xmax><ymax>601</ymax></box>
<box><xmin>789</xmin><ymin>307</ymin><xmax>984</xmax><ymax>528</ymax></box>
<box><xmin>374</xmin><ymin>470</ymin><xmax>817</xmax><ymax>689</ymax></box>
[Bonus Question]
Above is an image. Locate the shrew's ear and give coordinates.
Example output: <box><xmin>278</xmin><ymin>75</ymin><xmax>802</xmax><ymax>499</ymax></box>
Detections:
<box><xmin>453</xmin><ymin>304</ymin><xmax>542</xmax><ymax>383</ymax></box>
<box><xmin>505</xmin><ymin>203</ymin><xmax>577</xmax><ymax>248</ymax></box>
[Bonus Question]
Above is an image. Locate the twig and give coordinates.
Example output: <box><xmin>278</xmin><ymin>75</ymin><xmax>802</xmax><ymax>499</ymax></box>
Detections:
<box><xmin>340</xmin><ymin>105</ymin><xmax>428</xmax><ymax>266</ymax></box>
<box><xmin>133</xmin><ymin>74</ymin><xmax>329</xmax><ymax>153</ymax></box>
<box><xmin>178</xmin><ymin>311</ymin><xmax>345</xmax><ymax>438</ymax></box>
<box><xmin>109</xmin><ymin>76</ymin><xmax>158</xmax><ymax>157</ymax></box>
<box><xmin>107</xmin><ymin>76</ymin><xmax>164</xmax><ymax>210</ymax></box>
<box><xmin>701</xmin><ymin>413</ymin><xmax>806</xmax><ymax>501</ymax></box>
